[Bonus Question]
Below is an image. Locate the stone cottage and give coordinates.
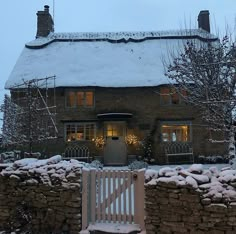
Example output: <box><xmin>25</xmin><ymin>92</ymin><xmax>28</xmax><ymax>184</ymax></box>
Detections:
<box><xmin>5</xmin><ymin>6</ymin><xmax>227</xmax><ymax>165</ymax></box>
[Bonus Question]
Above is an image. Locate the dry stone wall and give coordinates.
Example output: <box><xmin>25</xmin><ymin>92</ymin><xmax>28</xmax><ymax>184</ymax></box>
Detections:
<box><xmin>0</xmin><ymin>156</ymin><xmax>83</xmax><ymax>234</ymax></box>
<box><xmin>145</xmin><ymin>165</ymin><xmax>236</xmax><ymax>234</ymax></box>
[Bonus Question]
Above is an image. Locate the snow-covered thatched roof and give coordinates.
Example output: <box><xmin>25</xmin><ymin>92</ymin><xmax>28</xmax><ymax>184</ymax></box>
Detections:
<box><xmin>5</xmin><ymin>29</ymin><xmax>218</xmax><ymax>89</ymax></box>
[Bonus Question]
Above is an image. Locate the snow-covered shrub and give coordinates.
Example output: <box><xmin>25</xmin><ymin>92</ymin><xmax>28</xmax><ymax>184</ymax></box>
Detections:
<box><xmin>197</xmin><ymin>155</ymin><xmax>228</xmax><ymax>164</ymax></box>
<box><xmin>24</xmin><ymin>152</ymin><xmax>41</xmax><ymax>158</ymax></box>
<box><xmin>230</xmin><ymin>157</ymin><xmax>236</xmax><ymax>169</ymax></box>
<box><xmin>90</xmin><ymin>160</ymin><xmax>103</xmax><ymax>169</ymax></box>
<box><xmin>198</xmin><ymin>155</ymin><xmax>205</xmax><ymax>164</ymax></box>
<box><xmin>128</xmin><ymin>160</ymin><xmax>148</xmax><ymax>170</ymax></box>
<box><xmin>228</xmin><ymin>134</ymin><xmax>235</xmax><ymax>159</ymax></box>
<box><xmin>0</xmin><ymin>151</ymin><xmax>19</xmax><ymax>163</ymax></box>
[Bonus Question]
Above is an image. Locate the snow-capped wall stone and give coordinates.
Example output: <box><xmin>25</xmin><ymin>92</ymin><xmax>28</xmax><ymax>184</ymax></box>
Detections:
<box><xmin>0</xmin><ymin>155</ymin><xmax>84</xmax><ymax>234</ymax></box>
<box><xmin>145</xmin><ymin>164</ymin><xmax>236</xmax><ymax>234</ymax></box>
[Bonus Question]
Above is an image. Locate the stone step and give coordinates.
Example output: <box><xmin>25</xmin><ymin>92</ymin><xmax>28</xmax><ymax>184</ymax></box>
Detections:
<box><xmin>85</xmin><ymin>223</ymin><xmax>142</xmax><ymax>234</ymax></box>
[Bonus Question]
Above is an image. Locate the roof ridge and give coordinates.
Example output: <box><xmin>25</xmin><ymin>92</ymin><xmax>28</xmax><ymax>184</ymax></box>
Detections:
<box><xmin>26</xmin><ymin>29</ymin><xmax>218</xmax><ymax>49</ymax></box>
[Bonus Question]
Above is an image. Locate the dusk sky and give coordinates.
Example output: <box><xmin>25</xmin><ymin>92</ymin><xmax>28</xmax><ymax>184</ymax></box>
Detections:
<box><xmin>0</xmin><ymin>0</ymin><xmax>235</xmax><ymax>124</ymax></box>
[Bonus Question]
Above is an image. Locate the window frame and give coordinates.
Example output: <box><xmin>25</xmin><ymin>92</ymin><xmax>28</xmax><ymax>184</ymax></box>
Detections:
<box><xmin>65</xmin><ymin>89</ymin><xmax>95</xmax><ymax>108</ymax></box>
<box><xmin>64</xmin><ymin>122</ymin><xmax>96</xmax><ymax>142</ymax></box>
<box><xmin>160</xmin><ymin>121</ymin><xmax>192</xmax><ymax>143</ymax></box>
<box><xmin>160</xmin><ymin>87</ymin><xmax>186</xmax><ymax>105</ymax></box>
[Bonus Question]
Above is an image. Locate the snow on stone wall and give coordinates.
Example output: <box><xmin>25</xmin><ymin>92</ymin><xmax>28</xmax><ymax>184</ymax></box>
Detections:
<box><xmin>145</xmin><ymin>164</ymin><xmax>236</xmax><ymax>233</ymax></box>
<box><xmin>0</xmin><ymin>155</ymin><xmax>84</xmax><ymax>233</ymax></box>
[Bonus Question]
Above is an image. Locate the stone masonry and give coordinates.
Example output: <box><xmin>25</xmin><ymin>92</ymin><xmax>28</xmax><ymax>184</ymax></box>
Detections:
<box><xmin>11</xmin><ymin>86</ymin><xmax>227</xmax><ymax>163</ymax></box>
<box><xmin>0</xmin><ymin>156</ymin><xmax>83</xmax><ymax>234</ymax></box>
<box><xmin>145</xmin><ymin>165</ymin><xmax>236</xmax><ymax>234</ymax></box>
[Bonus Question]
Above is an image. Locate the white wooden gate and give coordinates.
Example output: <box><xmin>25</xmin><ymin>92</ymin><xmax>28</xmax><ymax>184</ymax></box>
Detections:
<box><xmin>81</xmin><ymin>169</ymin><xmax>145</xmax><ymax>231</ymax></box>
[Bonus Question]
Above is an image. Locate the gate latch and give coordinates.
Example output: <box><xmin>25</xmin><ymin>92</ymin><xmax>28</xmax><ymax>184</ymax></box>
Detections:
<box><xmin>133</xmin><ymin>173</ymin><xmax>138</xmax><ymax>180</ymax></box>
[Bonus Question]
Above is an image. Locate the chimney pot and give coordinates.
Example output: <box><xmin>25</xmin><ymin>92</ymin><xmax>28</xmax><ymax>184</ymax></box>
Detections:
<box><xmin>44</xmin><ymin>5</ymin><xmax>49</xmax><ymax>12</ymax></box>
<box><xmin>198</xmin><ymin>10</ymin><xmax>210</xmax><ymax>33</ymax></box>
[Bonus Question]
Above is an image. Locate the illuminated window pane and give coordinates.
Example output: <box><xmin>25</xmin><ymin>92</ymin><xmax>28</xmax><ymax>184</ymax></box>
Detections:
<box><xmin>66</xmin><ymin>125</ymin><xmax>76</xmax><ymax>141</ymax></box>
<box><xmin>85</xmin><ymin>92</ymin><xmax>94</xmax><ymax>106</ymax></box>
<box><xmin>105</xmin><ymin>123</ymin><xmax>124</xmax><ymax>137</ymax></box>
<box><xmin>65</xmin><ymin>123</ymin><xmax>95</xmax><ymax>141</ymax></box>
<box><xmin>77</xmin><ymin>92</ymin><xmax>84</xmax><ymax>106</ymax></box>
<box><xmin>161</xmin><ymin>124</ymin><xmax>190</xmax><ymax>142</ymax></box>
<box><xmin>106</xmin><ymin>124</ymin><xmax>113</xmax><ymax>136</ymax></box>
<box><xmin>85</xmin><ymin>124</ymin><xmax>95</xmax><ymax>140</ymax></box>
<box><xmin>76</xmin><ymin>125</ymin><xmax>84</xmax><ymax>140</ymax></box>
<box><xmin>67</xmin><ymin>92</ymin><xmax>76</xmax><ymax>107</ymax></box>
<box><xmin>114</xmin><ymin>124</ymin><xmax>123</xmax><ymax>136</ymax></box>
<box><xmin>66</xmin><ymin>90</ymin><xmax>94</xmax><ymax>107</ymax></box>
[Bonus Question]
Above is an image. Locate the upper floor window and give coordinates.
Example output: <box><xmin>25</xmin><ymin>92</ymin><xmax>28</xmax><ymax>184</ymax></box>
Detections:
<box><xmin>65</xmin><ymin>123</ymin><xmax>95</xmax><ymax>142</ymax></box>
<box><xmin>160</xmin><ymin>87</ymin><xmax>187</xmax><ymax>105</ymax></box>
<box><xmin>66</xmin><ymin>90</ymin><xmax>94</xmax><ymax>107</ymax></box>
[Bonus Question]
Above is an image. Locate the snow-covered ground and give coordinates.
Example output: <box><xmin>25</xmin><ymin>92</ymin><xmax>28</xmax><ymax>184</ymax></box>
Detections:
<box><xmin>105</xmin><ymin>163</ymin><xmax>230</xmax><ymax>171</ymax></box>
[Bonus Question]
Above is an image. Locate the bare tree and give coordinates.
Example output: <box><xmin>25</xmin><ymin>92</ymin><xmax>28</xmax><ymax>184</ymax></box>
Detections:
<box><xmin>1</xmin><ymin>76</ymin><xmax>58</xmax><ymax>153</ymax></box>
<box><xmin>1</xmin><ymin>94</ymin><xmax>24</xmax><ymax>145</ymax></box>
<box><xmin>164</xmin><ymin>36</ymin><xmax>236</xmax><ymax>157</ymax></box>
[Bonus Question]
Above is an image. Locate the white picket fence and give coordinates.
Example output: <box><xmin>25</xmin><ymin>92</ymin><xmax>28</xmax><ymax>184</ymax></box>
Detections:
<box><xmin>81</xmin><ymin>169</ymin><xmax>145</xmax><ymax>231</ymax></box>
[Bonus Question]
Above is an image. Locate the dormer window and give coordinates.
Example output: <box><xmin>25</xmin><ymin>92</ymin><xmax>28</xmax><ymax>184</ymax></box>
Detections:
<box><xmin>66</xmin><ymin>90</ymin><xmax>94</xmax><ymax>108</ymax></box>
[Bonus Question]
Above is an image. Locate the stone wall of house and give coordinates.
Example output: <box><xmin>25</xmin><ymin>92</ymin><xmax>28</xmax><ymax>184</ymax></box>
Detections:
<box><xmin>0</xmin><ymin>156</ymin><xmax>83</xmax><ymax>234</ymax></box>
<box><xmin>145</xmin><ymin>165</ymin><xmax>236</xmax><ymax>234</ymax></box>
<box><xmin>55</xmin><ymin>86</ymin><xmax>227</xmax><ymax>163</ymax></box>
<box><xmin>11</xmin><ymin>86</ymin><xmax>227</xmax><ymax>163</ymax></box>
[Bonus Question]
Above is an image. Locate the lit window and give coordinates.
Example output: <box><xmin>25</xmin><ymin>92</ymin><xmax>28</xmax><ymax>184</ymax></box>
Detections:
<box><xmin>161</xmin><ymin>123</ymin><xmax>191</xmax><ymax>142</ymax></box>
<box><xmin>105</xmin><ymin>123</ymin><xmax>124</xmax><ymax>137</ymax></box>
<box><xmin>85</xmin><ymin>92</ymin><xmax>94</xmax><ymax>106</ymax></box>
<box><xmin>66</xmin><ymin>91</ymin><xmax>76</xmax><ymax>107</ymax></box>
<box><xmin>65</xmin><ymin>123</ymin><xmax>95</xmax><ymax>141</ymax></box>
<box><xmin>77</xmin><ymin>92</ymin><xmax>84</xmax><ymax>106</ymax></box>
<box><xmin>66</xmin><ymin>90</ymin><xmax>94</xmax><ymax>107</ymax></box>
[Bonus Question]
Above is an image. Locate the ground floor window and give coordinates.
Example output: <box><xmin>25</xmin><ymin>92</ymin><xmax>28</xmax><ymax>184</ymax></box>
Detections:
<box><xmin>161</xmin><ymin>122</ymin><xmax>191</xmax><ymax>142</ymax></box>
<box><xmin>65</xmin><ymin>123</ymin><xmax>95</xmax><ymax>141</ymax></box>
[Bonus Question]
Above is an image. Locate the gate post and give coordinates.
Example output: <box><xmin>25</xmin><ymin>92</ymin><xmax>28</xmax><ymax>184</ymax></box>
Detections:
<box><xmin>90</xmin><ymin>168</ymin><xmax>96</xmax><ymax>224</ymax></box>
<box><xmin>82</xmin><ymin>168</ymin><xmax>89</xmax><ymax>230</ymax></box>
<box><xmin>134</xmin><ymin>169</ymin><xmax>145</xmax><ymax>230</ymax></box>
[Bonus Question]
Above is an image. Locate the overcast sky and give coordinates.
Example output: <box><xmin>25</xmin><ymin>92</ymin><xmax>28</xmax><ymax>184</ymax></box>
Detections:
<box><xmin>0</xmin><ymin>0</ymin><xmax>235</xmax><ymax>124</ymax></box>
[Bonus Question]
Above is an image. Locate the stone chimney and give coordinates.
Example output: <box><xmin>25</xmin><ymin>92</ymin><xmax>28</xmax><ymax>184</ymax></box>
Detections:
<box><xmin>198</xmin><ymin>10</ymin><xmax>210</xmax><ymax>33</ymax></box>
<box><xmin>36</xmin><ymin>5</ymin><xmax>54</xmax><ymax>38</ymax></box>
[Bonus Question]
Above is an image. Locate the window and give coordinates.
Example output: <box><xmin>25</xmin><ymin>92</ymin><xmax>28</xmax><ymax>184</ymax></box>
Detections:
<box><xmin>160</xmin><ymin>87</ymin><xmax>186</xmax><ymax>105</ymax></box>
<box><xmin>65</xmin><ymin>123</ymin><xmax>95</xmax><ymax>141</ymax></box>
<box><xmin>105</xmin><ymin>123</ymin><xmax>125</xmax><ymax>137</ymax></box>
<box><xmin>66</xmin><ymin>90</ymin><xmax>94</xmax><ymax>107</ymax></box>
<box><xmin>67</xmin><ymin>91</ymin><xmax>76</xmax><ymax>107</ymax></box>
<box><xmin>161</xmin><ymin>122</ymin><xmax>191</xmax><ymax>142</ymax></box>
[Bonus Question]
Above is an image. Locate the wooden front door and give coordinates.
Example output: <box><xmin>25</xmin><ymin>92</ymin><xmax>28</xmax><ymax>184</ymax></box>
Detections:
<box><xmin>103</xmin><ymin>122</ymin><xmax>127</xmax><ymax>165</ymax></box>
